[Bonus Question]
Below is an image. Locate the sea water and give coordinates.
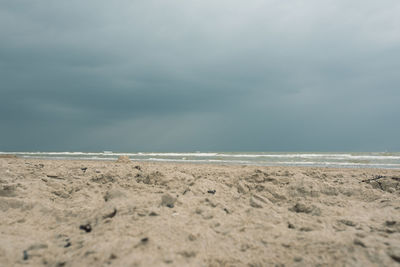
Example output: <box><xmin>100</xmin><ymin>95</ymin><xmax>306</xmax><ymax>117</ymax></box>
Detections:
<box><xmin>1</xmin><ymin>151</ymin><xmax>400</xmax><ymax>169</ymax></box>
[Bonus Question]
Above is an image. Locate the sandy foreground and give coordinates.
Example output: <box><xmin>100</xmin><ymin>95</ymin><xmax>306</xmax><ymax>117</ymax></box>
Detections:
<box><xmin>0</xmin><ymin>157</ymin><xmax>400</xmax><ymax>267</ymax></box>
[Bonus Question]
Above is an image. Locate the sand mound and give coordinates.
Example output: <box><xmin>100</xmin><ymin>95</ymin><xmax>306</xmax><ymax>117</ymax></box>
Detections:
<box><xmin>116</xmin><ymin>155</ymin><xmax>131</xmax><ymax>163</ymax></box>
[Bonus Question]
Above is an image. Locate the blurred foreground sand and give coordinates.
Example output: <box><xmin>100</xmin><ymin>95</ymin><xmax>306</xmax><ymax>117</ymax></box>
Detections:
<box><xmin>1</xmin><ymin>157</ymin><xmax>400</xmax><ymax>266</ymax></box>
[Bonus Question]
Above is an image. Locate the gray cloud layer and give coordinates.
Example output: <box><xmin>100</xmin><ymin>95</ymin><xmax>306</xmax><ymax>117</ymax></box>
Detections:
<box><xmin>1</xmin><ymin>0</ymin><xmax>400</xmax><ymax>151</ymax></box>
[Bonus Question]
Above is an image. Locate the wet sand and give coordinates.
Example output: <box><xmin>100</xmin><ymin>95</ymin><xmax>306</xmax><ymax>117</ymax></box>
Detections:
<box><xmin>1</xmin><ymin>157</ymin><xmax>400</xmax><ymax>266</ymax></box>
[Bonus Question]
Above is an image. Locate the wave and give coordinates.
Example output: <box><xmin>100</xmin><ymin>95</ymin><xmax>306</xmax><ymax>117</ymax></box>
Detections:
<box><xmin>145</xmin><ymin>158</ymin><xmax>252</xmax><ymax>164</ymax></box>
<box><xmin>2</xmin><ymin>151</ymin><xmax>400</xmax><ymax>169</ymax></box>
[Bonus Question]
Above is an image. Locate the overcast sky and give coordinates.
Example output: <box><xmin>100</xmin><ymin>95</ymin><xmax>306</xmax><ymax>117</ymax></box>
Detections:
<box><xmin>1</xmin><ymin>0</ymin><xmax>399</xmax><ymax>152</ymax></box>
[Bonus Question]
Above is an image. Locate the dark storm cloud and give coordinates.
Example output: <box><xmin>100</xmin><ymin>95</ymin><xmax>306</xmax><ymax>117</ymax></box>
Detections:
<box><xmin>1</xmin><ymin>0</ymin><xmax>400</xmax><ymax>151</ymax></box>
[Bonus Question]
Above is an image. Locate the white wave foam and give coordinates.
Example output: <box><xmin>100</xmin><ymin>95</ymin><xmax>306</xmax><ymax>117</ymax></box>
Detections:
<box><xmin>216</xmin><ymin>153</ymin><xmax>400</xmax><ymax>160</ymax></box>
<box><xmin>145</xmin><ymin>158</ymin><xmax>251</xmax><ymax>164</ymax></box>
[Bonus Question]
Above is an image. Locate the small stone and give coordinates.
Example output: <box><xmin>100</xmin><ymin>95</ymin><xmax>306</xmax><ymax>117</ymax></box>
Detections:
<box><xmin>386</xmin><ymin>221</ymin><xmax>397</xmax><ymax>226</ymax></box>
<box><xmin>79</xmin><ymin>224</ymin><xmax>92</xmax><ymax>233</ymax></box>
<box><xmin>46</xmin><ymin>172</ymin><xmax>58</xmax><ymax>178</ymax></box>
<box><xmin>161</xmin><ymin>193</ymin><xmax>176</xmax><ymax>208</ymax></box>
<box><xmin>103</xmin><ymin>208</ymin><xmax>117</xmax><ymax>219</ymax></box>
<box><xmin>207</xmin><ymin>190</ymin><xmax>216</xmax><ymax>194</ymax></box>
<box><xmin>23</xmin><ymin>250</ymin><xmax>29</xmax><ymax>260</ymax></box>
<box><xmin>387</xmin><ymin>246</ymin><xmax>400</xmax><ymax>263</ymax></box>
<box><xmin>389</xmin><ymin>253</ymin><xmax>400</xmax><ymax>263</ymax></box>
<box><xmin>134</xmin><ymin>165</ymin><xmax>142</xmax><ymax>171</ymax></box>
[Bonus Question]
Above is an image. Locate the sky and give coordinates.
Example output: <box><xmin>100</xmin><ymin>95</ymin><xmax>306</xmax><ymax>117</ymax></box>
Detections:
<box><xmin>1</xmin><ymin>0</ymin><xmax>400</xmax><ymax>152</ymax></box>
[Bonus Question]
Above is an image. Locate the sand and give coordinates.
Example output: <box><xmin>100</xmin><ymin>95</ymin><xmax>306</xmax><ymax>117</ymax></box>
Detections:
<box><xmin>1</xmin><ymin>157</ymin><xmax>400</xmax><ymax>266</ymax></box>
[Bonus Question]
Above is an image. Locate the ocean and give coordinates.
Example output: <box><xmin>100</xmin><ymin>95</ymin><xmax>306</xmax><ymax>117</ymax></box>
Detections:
<box><xmin>1</xmin><ymin>151</ymin><xmax>400</xmax><ymax>169</ymax></box>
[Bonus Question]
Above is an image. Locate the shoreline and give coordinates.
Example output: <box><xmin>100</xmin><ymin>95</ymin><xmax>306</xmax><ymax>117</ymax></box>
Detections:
<box><xmin>1</xmin><ymin>158</ymin><xmax>400</xmax><ymax>266</ymax></box>
<box><xmin>2</xmin><ymin>151</ymin><xmax>400</xmax><ymax>170</ymax></box>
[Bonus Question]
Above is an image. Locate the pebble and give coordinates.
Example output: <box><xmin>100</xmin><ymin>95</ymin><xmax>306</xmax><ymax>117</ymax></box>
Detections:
<box><xmin>79</xmin><ymin>224</ymin><xmax>92</xmax><ymax>233</ymax></box>
<box><xmin>46</xmin><ymin>172</ymin><xmax>58</xmax><ymax>178</ymax></box>
<box><xmin>23</xmin><ymin>250</ymin><xmax>29</xmax><ymax>260</ymax></box>
<box><xmin>103</xmin><ymin>208</ymin><xmax>117</xmax><ymax>219</ymax></box>
<box><xmin>161</xmin><ymin>193</ymin><xmax>176</xmax><ymax>208</ymax></box>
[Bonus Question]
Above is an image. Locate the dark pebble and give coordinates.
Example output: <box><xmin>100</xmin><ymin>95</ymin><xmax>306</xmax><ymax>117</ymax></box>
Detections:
<box><xmin>390</xmin><ymin>254</ymin><xmax>400</xmax><ymax>263</ymax></box>
<box><xmin>23</xmin><ymin>250</ymin><xmax>29</xmax><ymax>260</ymax></box>
<box><xmin>134</xmin><ymin>165</ymin><xmax>142</xmax><ymax>171</ymax></box>
<box><xmin>183</xmin><ymin>188</ymin><xmax>190</xmax><ymax>195</ymax></box>
<box><xmin>141</xmin><ymin>237</ymin><xmax>149</xmax><ymax>243</ymax></box>
<box><xmin>103</xmin><ymin>208</ymin><xmax>117</xmax><ymax>219</ymax></box>
<box><xmin>149</xmin><ymin>212</ymin><xmax>159</xmax><ymax>216</ymax></box>
<box><xmin>207</xmin><ymin>190</ymin><xmax>216</xmax><ymax>194</ymax></box>
<box><xmin>64</xmin><ymin>241</ymin><xmax>71</xmax><ymax>248</ymax></box>
<box><xmin>386</xmin><ymin>221</ymin><xmax>397</xmax><ymax>226</ymax></box>
<box><xmin>79</xmin><ymin>224</ymin><xmax>92</xmax><ymax>233</ymax></box>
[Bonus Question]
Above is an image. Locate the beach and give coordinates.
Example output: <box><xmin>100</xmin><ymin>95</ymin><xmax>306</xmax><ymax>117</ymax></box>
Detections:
<box><xmin>1</xmin><ymin>157</ymin><xmax>400</xmax><ymax>266</ymax></box>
